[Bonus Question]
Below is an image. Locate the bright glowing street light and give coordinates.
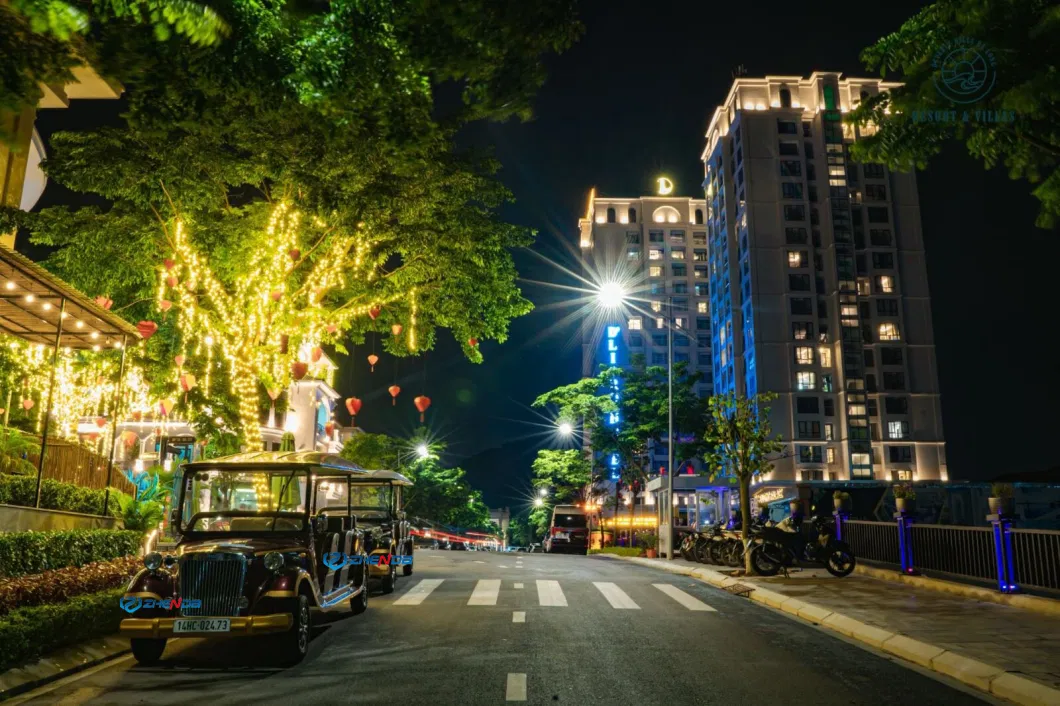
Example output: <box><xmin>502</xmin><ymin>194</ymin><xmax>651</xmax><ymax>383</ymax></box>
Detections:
<box><xmin>415</xmin><ymin>443</ymin><xmax>430</xmax><ymax>459</ymax></box>
<box><xmin>595</xmin><ymin>281</ymin><xmax>628</xmax><ymax>309</ymax></box>
<box><xmin>558</xmin><ymin>421</ymin><xmax>573</xmax><ymax>436</ymax></box>
<box><xmin>538</xmin><ymin>487</ymin><xmax>549</xmax><ymax>497</ymax></box>
<box><xmin>534</xmin><ymin>498</ymin><xmax>544</xmax><ymax>507</ymax></box>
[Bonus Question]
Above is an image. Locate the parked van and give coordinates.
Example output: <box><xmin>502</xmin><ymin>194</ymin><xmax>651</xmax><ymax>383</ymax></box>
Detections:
<box><xmin>545</xmin><ymin>505</ymin><xmax>589</xmax><ymax>555</ymax></box>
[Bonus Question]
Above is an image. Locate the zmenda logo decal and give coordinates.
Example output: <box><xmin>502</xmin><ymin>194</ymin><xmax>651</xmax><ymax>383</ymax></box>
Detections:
<box><xmin>120</xmin><ymin>596</ymin><xmax>202</xmax><ymax>613</ymax></box>
<box><xmin>323</xmin><ymin>553</ymin><xmax>412</xmax><ymax>570</ymax></box>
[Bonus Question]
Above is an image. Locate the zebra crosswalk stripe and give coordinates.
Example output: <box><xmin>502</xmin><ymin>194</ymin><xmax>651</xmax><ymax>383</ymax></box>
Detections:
<box><xmin>468</xmin><ymin>579</ymin><xmax>501</xmax><ymax>605</ymax></box>
<box><xmin>394</xmin><ymin>579</ymin><xmax>444</xmax><ymax>606</ymax></box>
<box><xmin>653</xmin><ymin>583</ymin><xmax>717</xmax><ymax>611</ymax></box>
<box><xmin>593</xmin><ymin>581</ymin><xmax>640</xmax><ymax>609</ymax></box>
<box><xmin>536</xmin><ymin>580</ymin><xmax>567</xmax><ymax>607</ymax></box>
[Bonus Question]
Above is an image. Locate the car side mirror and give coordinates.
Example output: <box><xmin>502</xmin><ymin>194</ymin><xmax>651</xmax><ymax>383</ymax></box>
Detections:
<box><xmin>313</xmin><ymin>514</ymin><xmax>328</xmax><ymax>534</ymax></box>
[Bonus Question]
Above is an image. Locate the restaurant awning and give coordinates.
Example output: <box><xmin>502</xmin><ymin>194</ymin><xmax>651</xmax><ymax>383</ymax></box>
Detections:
<box><xmin>0</xmin><ymin>245</ymin><xmax>140</xmax><ymax>349</ymax></box>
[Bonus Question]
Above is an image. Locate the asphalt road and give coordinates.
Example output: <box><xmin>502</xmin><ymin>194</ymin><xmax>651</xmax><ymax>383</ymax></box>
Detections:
<box><xmin>13</xmin><ymin>550</ymin><xmax>990</xmax><ymax>705</ymax></box>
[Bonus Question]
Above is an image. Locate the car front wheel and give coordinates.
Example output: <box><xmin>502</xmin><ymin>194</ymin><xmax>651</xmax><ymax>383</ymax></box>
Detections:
<box><xmin>380</xmin><ymin>560</ymin><xmax>396</xmax><ymax>594</ymax></box>
<box><xmin>351</xmin><ymin>567</ymin><xmax>369</xmax><ymax>615</ymax></box>
<box><xmin>279</xmin><ymin>594</ymin><xmax>311</xmax><ymax>665</ymax></box>
<box><xmin>403</xmin><ymin>543</ymin><xmax>414</xmax><ymax>576</ymax></box>
<box><xmin>130</xmin><ymin>638</ymin><xmax>166</xmax><ymax>665</ymax></box>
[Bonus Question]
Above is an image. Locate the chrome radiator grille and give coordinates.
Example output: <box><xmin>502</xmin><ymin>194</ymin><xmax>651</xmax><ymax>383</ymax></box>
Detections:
<box><xmin>179</xmin><ymin>553</ymin><xmax>247</xmax><ymax>617</ymax></box>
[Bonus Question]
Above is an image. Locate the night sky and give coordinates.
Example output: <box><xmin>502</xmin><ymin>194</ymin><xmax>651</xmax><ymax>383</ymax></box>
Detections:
<box><xmin>25</xmin><ymin>0</ymin><xmax>1060</xmax><ymax>510</ymax></box>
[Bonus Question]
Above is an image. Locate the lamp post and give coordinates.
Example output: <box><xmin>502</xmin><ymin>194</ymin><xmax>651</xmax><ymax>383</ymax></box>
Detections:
<box><xmin>666</xmin><ymin>294</ymin><xmax>674</xmax><ymax>559</ymax></box>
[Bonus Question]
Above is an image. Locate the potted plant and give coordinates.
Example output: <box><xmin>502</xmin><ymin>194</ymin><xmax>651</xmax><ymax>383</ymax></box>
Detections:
<box><xmin>833</xmin><ymin>490</ymin><xmax>851</xmax><ymax>511</ymax></box>
<box><xmin>893</xmin><ymin>484</ymin><xmax>916</xmax><ymax>513</ymax></box>
<box><xmin>789</xmin><ymin>499</ymin><xmax>802</xmax><ymax>516</ymax></box>
<box><xmin>640</xmin><ymin>532</ymin><xmax>658</xmax><ymax>558</ymax></box>
<box><xmin>988</xmin><ymin>483</ymin><xmax>1015</xmax><ymax>516</ymax></box>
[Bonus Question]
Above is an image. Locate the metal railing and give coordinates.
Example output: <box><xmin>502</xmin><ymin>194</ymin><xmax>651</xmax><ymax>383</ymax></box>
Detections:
<box><xmin>1012</xmin><ymin>529</ymin><xmax>1060</xmax><ymax>592</ymax></box>
<box><xmin>908</xmin><ymin>524</ymin><xmax>995</xmax><ymax>583</ymax></box>
<box><xmin>842</xmin><ymin>520</ymin><xmax>900</xmax><ymax>565</ymax></box>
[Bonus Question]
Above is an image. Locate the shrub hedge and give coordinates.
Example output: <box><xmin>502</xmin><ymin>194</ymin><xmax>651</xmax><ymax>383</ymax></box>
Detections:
<box><xmin>0</xmin><ymin>587</ymin><xmax>125</xmax><ymax>672</ymax></box>
<box><xmin>0</xmin><ymin>529</ymin><xmax>142</xmax><ymax>578</ymax></box>
<box><xmin>0</xmin><ymin>473</ymin><xmax>127</xmax><ymax>517</ymax></box>
<box><xmin>589</xmin><ymin>547</ymin><xmax>642</xmax><ymax>557</ymax></box>
<box><xmin>0</xmin><ymin>555</ymin><xmax>140</xmax><ymax>616</ymax></box>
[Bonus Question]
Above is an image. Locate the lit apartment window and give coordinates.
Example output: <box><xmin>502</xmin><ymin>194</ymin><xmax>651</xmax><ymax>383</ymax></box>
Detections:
<box><xmin>795</xmin><ymin>346</ymin><xmax>813</xmax><ymax>365</ymax></box>
<box><xmin>876</xmin><ymin>275</ymin><xmax>894</xmax><ymax>293</ymax></box>
<box><xmin>857</xmin><ymin>277</ymin><xmax>870</xmax><ymax>296</ymax></box>
<box><xmin>697</xmin><ymin>301</ymin><xmax>707</xmax><ymax>314</ymax></box>
<box><xmin>649</xmin><ymin>248</ymin><xmax>664</xmax><ymax>260</ymax></box>
<box><xmin>627</xmin><ymin>248</ymin><xmax>640</xmax><ymax>260</ymax></box>
<box><xmin>821</xmin><ymin>374</ymin><xmax>833</xmax><ymax>392</ymax></box>
<box><xmin>826</xmin><ymin>447</ymin><xmax>836</xmax><ymax>463</ymax></box>
<box><xmin>675</xmin><ymin>317</ymin><xmax>686</xmax><ymax>329</ymax></box>
<box><xmin>824</xmin><ymin>424</ymin><xmax>834</xmax><ymax>441</ymax></box>
<box><xmin>879</xmin><ymin>322</ymin><xmax>901</xmax><ymax>341</ymax></box>
<box><xmin>656</xmin><ymin>317</ymin><xmax>665</xmax><ymax>329</ymax></box>
<box><xmin>650</xmin><ymin>301</ymin><xmax>662</xmax><ymax>313</ymax></box>
<box><xmin>852</xmin><ymin>453</ymin><xmax>871</xmax><ymax>466</ymax></box>
<box><xmin>849</xmin><ymin>404</ymin><xmax>867</xmax><ymax>416</ymax></box>
<box><xmin>649</xmin><ymin>265</ymin><xmax>663</xmax><ymax>277</ymax></box>
<box><xmin>841</xmin><ymin>305</ymin><xmax>858</xmax><ymax>318</ymax></box>
<box><xmin>894</xmin><ymin>469</ymin><xmax>912</xmax><ymax>481</ymax></box>
<box><xmin>671</xmin><ymin>248</ymin><xmax>686</xmax><ymax>260</ymax></box>
<box><xmin>628</xmin><ymin>317</ymin><xmax>642</xmax><ymax>331</ymax></box>
<box><xmin>888</xmin><ymin>421</ymin><xmax>910</xmax><ymax>439</ymax></box>
<box><xmin>792</xmin><ymin>322</ymin><xmax>812</xmax><ymax>340</ymax></box>
<box><xmin>796</xmin><ymin>372</ymin><xmax>816</xmax><ymax>390</ymax></box>
<box><xmin>818</xmin><ymin>346</ymin><xmax>832</xmax><ymax>367</ymax></box>
<box><xmin>788</xmin><ymin>250</ymin><xmax>805</xmax><ymax>268</ymax></box>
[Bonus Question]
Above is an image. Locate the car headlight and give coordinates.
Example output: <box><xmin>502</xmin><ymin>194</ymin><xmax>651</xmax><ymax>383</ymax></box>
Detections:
<box><xmin>144</xmin><ymin>552</ymin><xmax>163</xmax><ymax>571</ymax></box>
<box><xmin>264</xmin><ymin>552</ymin><xmax>285</xmax><ymax>571</ymax></box>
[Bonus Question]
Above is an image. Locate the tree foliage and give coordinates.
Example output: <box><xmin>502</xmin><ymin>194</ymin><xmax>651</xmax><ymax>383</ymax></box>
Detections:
<box><xmin>847</xmin><ymin>0</ymin><xmax>1060</xmax><ymax>226</ymax></box>
<box><xmin>703</xmin><ymin>393</ymin><xmax>784</xmax><ymax>571</ymax></box>
<box><xmin>531</xmin><ymin>449</ymin><xmax>590</xmax><ymax>503</ymax></box>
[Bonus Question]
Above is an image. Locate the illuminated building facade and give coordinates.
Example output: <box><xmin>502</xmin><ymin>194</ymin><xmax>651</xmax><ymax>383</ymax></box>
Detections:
<box><xmin>577</xmin><ymin>186</ymin><xmax>712</xmax><ymax>533</ymax></box>
<box><xmin>702</xmin><ymin>73</ymin><xmax>946</xmax><ymax>491</ymax></box>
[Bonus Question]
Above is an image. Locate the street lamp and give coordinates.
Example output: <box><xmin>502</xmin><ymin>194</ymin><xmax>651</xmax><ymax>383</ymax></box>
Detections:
<box><xmin>415</xmin><ymin>443</ymin><xmax>430</xmax><ymax>459</ymax></box>
<box><xmin>538</xmin><ymin>487</ymin><xmax>549</xmax><ymax>498</ymax></box>
<box><xmin>558</xmin><ymin>421</ymin><xmax>573</xmax><ymax>436</ymax></box>
<box><xmin>595</xmin><ymin>280</ymin><xmax>628</xmax><ymax>310</ymax></box>
<box><xmin>534</xmin><ymin>497</ymin><xmax>544</xmax><ymax>507</ymax></box>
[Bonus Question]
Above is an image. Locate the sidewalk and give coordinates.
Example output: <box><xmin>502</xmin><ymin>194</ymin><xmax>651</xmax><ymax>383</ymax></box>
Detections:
<box><xmin>615</xmin><ymin>555</ymin><xmax>1060</xmax><ymax>706</ymax></box>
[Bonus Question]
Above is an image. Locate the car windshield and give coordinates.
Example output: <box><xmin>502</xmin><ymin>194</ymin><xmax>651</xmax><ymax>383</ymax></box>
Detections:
<box><xmin>349</xmin><ymin>484</ymin><xmax>392</xmax><ymax>512</ymax></box>
<box><xmin>180</xmin><ymin>469</ymin><xmax>308</xmax><ymax>533</ymax></box>
<box><xmin>553</xmin><ymin>514</ymin><xmax>587</xmax><ymax>529</ymax></box>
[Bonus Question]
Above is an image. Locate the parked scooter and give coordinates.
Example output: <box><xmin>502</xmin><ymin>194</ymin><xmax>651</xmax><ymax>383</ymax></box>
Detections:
<box><xmin>749</xmin><ymin>515</ymin><xmax>856</xmax><ymax>577</ymax></box>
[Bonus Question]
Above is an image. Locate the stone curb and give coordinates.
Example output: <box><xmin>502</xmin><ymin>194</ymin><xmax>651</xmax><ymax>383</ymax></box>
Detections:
<box><xmin>617</xmin><ymin>556</ymin><xmax>1060</xmax><ymax>706</ymax></box>
<box><xmin>0</xmin><ymin>636</ymin><xmax>128</xmax><ymax>702</ymax></box>
<box><xmin>854</xmin><ymin>564</ymin><xmax>1060</xmax><ymax>617</ymax></box>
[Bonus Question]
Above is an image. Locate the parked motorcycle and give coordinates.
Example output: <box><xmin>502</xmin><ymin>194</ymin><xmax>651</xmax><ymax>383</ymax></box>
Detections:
<box><xmin>749</xmin><ymin>515</ymin><xmax>856</xmax><ymax>578</ymax></box>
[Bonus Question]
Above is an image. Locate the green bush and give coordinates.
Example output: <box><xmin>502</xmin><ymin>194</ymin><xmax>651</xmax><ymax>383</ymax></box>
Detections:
<box><xmin>0</xmin><ymin>529</ymin><xmax>142</xmax><ymax>578</ymax></box>
<box><xmin>589</xmin><ymin>547</ymin><xmax>642</xmax><ymax>557</ymax></box>
<box><xmin>0</xmin><ymin>473</ymin><xmax>128</xmax><ymax>517</ymax></box>
<box><xmin>0</xmin><ymin>587</ymin><xmax>125</xmax><ymax>672</ymax></box>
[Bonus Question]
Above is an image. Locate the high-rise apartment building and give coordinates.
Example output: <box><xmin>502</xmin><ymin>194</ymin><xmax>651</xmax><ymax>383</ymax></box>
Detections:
<box><xmin>702</xmin><ymin>73</ymin><xmax>946</xmax><ymax>486</ymax></box>
<box><xmin>578</xmin><ymin>187</ymin><xmax>712</xmax><ymax>480</ymax></box>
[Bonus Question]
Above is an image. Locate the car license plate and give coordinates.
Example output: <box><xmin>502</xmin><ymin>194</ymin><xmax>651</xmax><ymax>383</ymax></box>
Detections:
<box><xmin>555</xmin><ymin>533</ymin><xmax>568</xmax><ymax>540</ymax></box>
<box><xmin>173</xmin><ymin>618</ymin><xmax>231</xmax><ymax>633</ymax></box>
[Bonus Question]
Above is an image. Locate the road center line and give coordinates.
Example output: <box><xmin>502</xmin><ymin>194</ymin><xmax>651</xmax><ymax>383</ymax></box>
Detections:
<box><xmin>512</xmin><ymin>611</ymin><xmax>525</xmax><ymax>623</ymax></box>
<box><xmin>593</xmin><ymin>582</ymin><xmax>640</xmax><ymax>609</ymax></box>
<box><xmin>653</xmin><ymin>583</ymin><xmax>717</xmax><ymax>611</ymax></box>
<box><xmin>468</xmin><ymin>579</ymin><xmax>501</xmax><ymax>606</ymax></box>
<box><xmin>536</xmin><ymin>579</ymin><xmax>567</xmax><ymax>606</ymax></box>
<box><xmin>505</xmin><ymin>673</ymin><xmax>527</xmax><ymax>701</ymax></box>
<box><xmin>394</xmin><ymin>579</ymin><xmax>444</xmax><ymax>606</ymax></box>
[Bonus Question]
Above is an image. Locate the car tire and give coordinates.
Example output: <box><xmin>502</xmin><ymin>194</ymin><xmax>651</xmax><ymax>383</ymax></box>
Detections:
<box><xmin>403</xmin><ymin>543</ymin><xmax>413</xmax><ymax>576</ymax></box>
<box><xmin>380</xmin><ymin>560</ymin><xmax>396</xmax><ymax>594</ymax></box>
<box><xmin>130</xmin><ymin>637</ymin><xmax>166</xmax><ymax>665</ymax></box>
<box><xmin>351</xmin><ymin>567</ymin><xmax>369</xmax><ymax>615</ymax></box>
<box><xmin>279</xmin><ymin>594</ymin><xmax>311</xmax><ymax>666</ymax></box>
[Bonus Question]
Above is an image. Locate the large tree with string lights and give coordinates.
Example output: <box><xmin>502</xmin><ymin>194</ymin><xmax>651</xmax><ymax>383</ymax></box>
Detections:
<box><xmin>4</xmin><ymin>0</ymin><xmax>582</xmax><ymax>445</ymax></box>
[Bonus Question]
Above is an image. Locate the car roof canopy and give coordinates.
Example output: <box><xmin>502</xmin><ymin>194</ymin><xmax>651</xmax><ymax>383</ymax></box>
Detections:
<box><xmin>184</xmin><ymin>451</ymin><xmax>370</xmax><ymax>476</ymax></box>
<box><xmin>355</xmin><ymin>469</ymin><xmax>413</xmax><ymax>486</ymax></box>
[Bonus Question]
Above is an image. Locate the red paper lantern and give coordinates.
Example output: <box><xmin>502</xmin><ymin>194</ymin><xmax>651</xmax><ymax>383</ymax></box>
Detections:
<box><xmin>367</xmin><ymin>354</ymin><xmax>379</xmax><ymax>372</ymax></box>
<box><xmin>325</xmin><ymin>421</ymin><xmax>335</xmax><ymax>436</ymax></box>
<box><xmin>270</xmin><ymin>290</ymin><xmax>283</xmax><ymax>302</ymax></box>
<box><xmin>326</xmin><ymin>324</ymin><xmax>338</xmax><ymax>335</ymax></box>
<box><xmin>22</xmin><ymin>398</ymin><xmax>34</xmax><ymax>411</ymax></box>
<box><xmin>94</xmin><ymin>296</ymin><xmax>113</xmax><ymax>310</ymax></box>
<box><xmin>413</xmin><ymin>395</ymin><xmax>432</xmax><ymax>423</ymax></box>
<box><xmin>345</xmin><ymin>397</ymin><xmax>362</xmax><ymax>417</ymax></box>
<box><xmin>159</xmin><ymin>299</ymin><xmax>173</xmax><ymax>312</ymax></box>
<box><xmin>131</xmin><ymin>410</ymin><xmax>143</xmax><ymax>422</ymax></box>
<box><xmin>121</xmin><ymin>430</ymin><xmax>138</xmax><ymax>448</ymax></box>
<box><xmin>388</xmin><ymin>385</ymin><xmax>401</xmax><ymax>406</ymax></box>
<box><xmin>137</xmin><ymin>320</ymin><xmax>158</xmax><ymax>340</ymax></box>
<box><xmin>174</xmin><ymin>354</ymin><xmax>186</xmax><ymax>367</ymax></box>
<box><xmin>291</xmin><ymin>361</ymin><xmax>309</xmax><ymax>380</ymax></box>
<box><xmin>163</xmin><ymin>258</ymin><xmax>176</xmax><ymax>271</ymax></box>
<box><xmin>311</xmin><ymin>346</ymin><xmax>323</xmax><ymax>363</ymax></box>
<box><xmin>288</xmin><ymin>248</ymin><xmax>301</xmax><ymax>262</ymax></box>
<box><xmin>95</xmin><ymin>416</ymin><xmax>107</xmax><ymax>428</ymax></box>
<box><xmin>368</xmin><ymin>306</ymin><xmax>382</xmax><ymax>320</ymax></box>
<box><xmin>0</xmin><ymin>408</ymin><xmax>5</xmax><ymax>416</ymax></box>
<box><xmin>166</xmin><ymin>276</ymin><xmax>178</xmax><ymax>288</ymax></box>
<box><xmin>391</xmin><ymin>324</ymin><xmax>403</xmax><ymax>336</ymax></box>
<box><xmin>468</xmin><ymin>337</ymin><xmax>478</xmax><ymax>348</ymax></box>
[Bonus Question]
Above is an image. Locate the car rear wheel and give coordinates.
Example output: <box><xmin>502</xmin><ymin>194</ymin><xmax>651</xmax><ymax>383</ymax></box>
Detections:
<box><xmin>130</xmin><ymin>638</ymin><xmax>166</xmax><ymax>665</ymax></box>
<box><xmin>380</xmin><ymin>560</ymin><xmax>396</xmax><ymax>594</ymax></box>
<box><xmin>279</xmin><ymin>594</ymin><xmax>311</xmax><ymax>665</ymax></box>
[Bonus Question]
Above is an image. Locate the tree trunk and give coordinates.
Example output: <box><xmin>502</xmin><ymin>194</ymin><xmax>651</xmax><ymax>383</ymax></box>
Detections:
<box><xmin>234</xmin><ymin>357</ymin><xmax>263</xmax><ymax>452</ymax></box>
<box><xmin>740</xmin><ymin>475</ymin><xmax>754</xmax><ymax>574</ymax></box>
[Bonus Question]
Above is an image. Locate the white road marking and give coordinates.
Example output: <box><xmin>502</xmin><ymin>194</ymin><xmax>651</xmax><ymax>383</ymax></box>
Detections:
<box><xmin>468</xmin><ymin>579</ymin><xmax>501</xmax><ymax>606</ymax></box>
<box><xmin>394</xmin><ymin>578</ymin><xmax>444</xmax><ymax>606</ymax></box>
<box><xmin>514</xmin><ymin>582</ymin><xmax>524</xmax><ymax>589</ymax></box>
<box><xmin>499</xmin><ymin>564</ymin><xmax>510</xmax><ymax>568</ymax></box>
<box><xmin>506</xmin><ymin>673</ymin><xmax>527</xmax><ymax>701</ymax></box>
<box><xmin>593</xmin><ymin>582</ymin><xmax>640</xmax><ymax>609</ymax></box>
<box><xmin>653</xmin><ymin>583</ymin><xmax>717</xmax><ymax>611</ymax></box>
<box><xmin>536</xmin><ymin>579</ymin><xmax>567</xmax><ymax>606</ymax></box>
<box><xmin>512</xmin><ymin>611</ymin><xmax>525</xmax><ymax>623</ymax></box>
<box><xmin>473</xmin><ymin>560</ymin><xmax>486</xmax><ymax>564</ymax></box>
